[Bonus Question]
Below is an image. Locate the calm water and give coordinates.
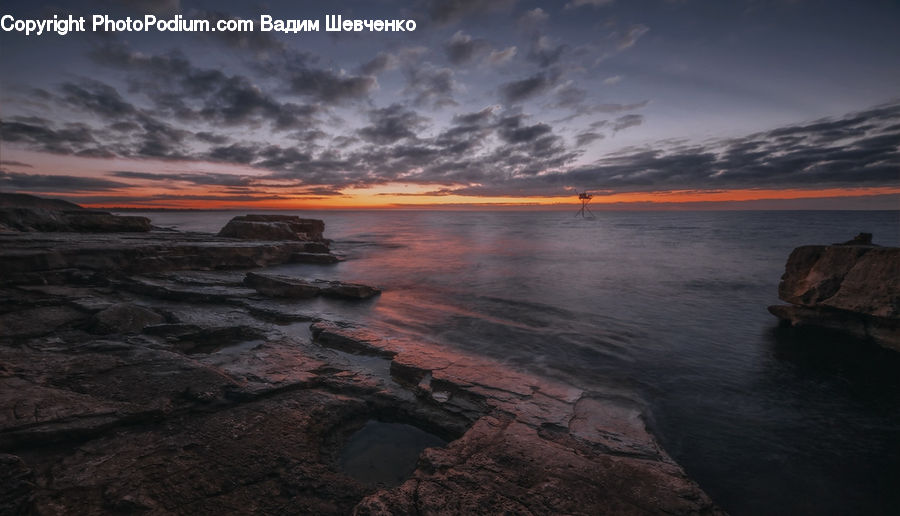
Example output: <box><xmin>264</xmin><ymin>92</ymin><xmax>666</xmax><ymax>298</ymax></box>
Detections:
<box><xmin>136</xmin><ymin>209</ymin><xmax>900</xmax><ymax>515</ymax></box>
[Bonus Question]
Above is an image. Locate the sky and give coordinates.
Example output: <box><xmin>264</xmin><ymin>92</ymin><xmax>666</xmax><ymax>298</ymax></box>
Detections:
<box><xmin>1</xmin><ymin>0</ymin><xmax>898</xmax><ymax>209</ymax></box>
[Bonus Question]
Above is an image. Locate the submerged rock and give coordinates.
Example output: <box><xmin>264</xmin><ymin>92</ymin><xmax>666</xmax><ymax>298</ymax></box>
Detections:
<box><xmin>218</xmin><ymin>214</ymin><xmax>326</xmax><ymax>242</ymax></box>
<box><xmin>768</xmin><ymin>233</ymin><xmax>900</xmax><ymax>350</ymax></box>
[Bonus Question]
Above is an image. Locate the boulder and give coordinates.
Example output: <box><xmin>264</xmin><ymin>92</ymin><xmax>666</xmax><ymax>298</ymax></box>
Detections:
<box><xmin>90</xmin><ymin>303</ymin><xmax>165</xmax><ymax>334</ymax></box>
<box><xmin>768</xmin><ymin>234</ymin><xmax>900</xmax><ymax>350</ymax></box>
<box><xmin>218</xmin><ymin>215</ymin><xmax>326</xmax><ymax>242</ymax></box>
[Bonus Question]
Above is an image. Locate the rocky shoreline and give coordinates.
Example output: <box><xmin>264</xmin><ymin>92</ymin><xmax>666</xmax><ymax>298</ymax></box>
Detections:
<box><xmin>0</xmin><ymin>195</ymin><xmax>720</xmax><ymax>514</ymax></box>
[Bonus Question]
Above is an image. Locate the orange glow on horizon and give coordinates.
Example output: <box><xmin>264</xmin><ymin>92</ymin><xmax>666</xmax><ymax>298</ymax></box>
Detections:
<box><xmin>53</xmin><ymin>184</ymin><xmax>900</xmax><ymax>210</ymax></box>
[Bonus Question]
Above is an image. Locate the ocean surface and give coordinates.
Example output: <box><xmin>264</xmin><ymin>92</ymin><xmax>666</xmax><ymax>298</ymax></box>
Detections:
<box><xmin>132</xmin><ymin>209</ymin><xmax>900</xmax><ymax>515</ymax></box>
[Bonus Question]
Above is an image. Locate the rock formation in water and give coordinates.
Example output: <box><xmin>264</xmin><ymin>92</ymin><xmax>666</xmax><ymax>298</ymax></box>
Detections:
<box><xmin>0</xmin><ymin>192</ymin><xmax>151</xmax><ymax>232</ymax></box>
<box><xmin>768</xmin><ymin>233</ymin><xmax>900</xmax><ymax>350</ymax></box>
<box><xmin>218</xmin><ymin>214</ymin><xmax>326</xmax><ymax>241</ymax></box>
<box><xmin>0</xmin><ymin>194</ymin><xmax>722</xmax><ymax>515</ymax></box>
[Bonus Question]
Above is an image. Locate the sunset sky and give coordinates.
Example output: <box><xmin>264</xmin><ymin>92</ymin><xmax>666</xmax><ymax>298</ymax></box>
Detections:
<box><xmin>1</xmin><ymin>0</ymin><xmax>898</xmax><ymax>209</ymax></box>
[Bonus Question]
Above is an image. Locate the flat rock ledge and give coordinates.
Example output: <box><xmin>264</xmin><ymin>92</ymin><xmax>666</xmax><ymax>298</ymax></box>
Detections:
<box><xmin>0</xmin><ymin>230</ymin><xmax>339</xmax><ymax>286</ymax></box>
<box><xmin>245</xmin><ymin>272</ymin><xmax>380</xmax><ymax>299</ymax></box>
<box><xmin>768</xmin><ymin>233</ymin><xmax>900</xmax><ymax>350</ymax></box>
<box><xmin>0</xmin><ymin>272</ymin><xmax>721</xmax><ymax>514</ymax></box>
<box><xmin>218</xmin><ymin>215</ymin><xmax>326</xmax><ymax>242</ymax></box>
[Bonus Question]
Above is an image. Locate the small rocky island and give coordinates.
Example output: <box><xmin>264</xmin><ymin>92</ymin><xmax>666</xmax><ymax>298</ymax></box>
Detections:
<box><xmin>0</xmin><ymin>193</ymin><xmax>720</xmax><ymax>514</ymax></box>
<box><xmin>769</xmin><ymin>233</ymin><xmax>900</xmax><ymax>351</ymax></box>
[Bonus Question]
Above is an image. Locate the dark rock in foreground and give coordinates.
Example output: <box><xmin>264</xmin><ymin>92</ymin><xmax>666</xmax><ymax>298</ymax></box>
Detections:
<box><xmin>768</xmin><ymin>233</ymin><xmax>900</xmax><ymax>350</ymax></box>
<box><xmin>0</xmin><ymin>192</ymin><xmax>151</xmax><ymax>233</ymax></box>
<box><xmin>218</xmin><ymin>214</ymin><xmax>326</xmax><ymax>241</ymax></box>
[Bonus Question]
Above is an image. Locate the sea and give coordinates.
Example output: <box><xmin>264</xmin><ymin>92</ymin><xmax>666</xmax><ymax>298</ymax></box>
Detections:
<box><xmin>129</xmin><ymin>209</ymin><xmax>900</xmax><ymax>515</ymax></box>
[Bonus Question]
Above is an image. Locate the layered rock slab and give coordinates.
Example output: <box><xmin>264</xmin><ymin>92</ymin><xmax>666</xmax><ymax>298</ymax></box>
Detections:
<box><xmin>245</xmin><ymin>272</ymin><xmax>381</xmax><ymax>300</ymax></box>
<box><xmin>0</xmin><ymin>231</ymin><xmax>336</xmax><ymax>285</ymax></box>
<box><xmin>311</xmin><ymin>321</ymin><xmax>721</xmax><ymax>515</ymax></box>
<box><xmin>218</xmin><ymin>214</ymin><xmax>325</xmax><ymax>242</ymax></box>
<box><xmin>768</xmin><ymin>235</ymin><xmax>900</xmax><ymax>350</ymax></box>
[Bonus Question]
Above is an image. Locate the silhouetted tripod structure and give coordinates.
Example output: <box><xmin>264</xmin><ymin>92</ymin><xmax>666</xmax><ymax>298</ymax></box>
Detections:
<box><xmin>575</xmin><ymin>191</ymin><xmax>595</xmax><ymax>218</ymax></box>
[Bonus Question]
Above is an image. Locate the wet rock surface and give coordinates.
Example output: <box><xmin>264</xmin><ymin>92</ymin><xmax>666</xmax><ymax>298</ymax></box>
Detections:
<box><xmin>245</xmin><ymin>272</ymin><xmax>381</xmax><ymax>300</ymax></box>
<box><xmin>768</xmin><ymin>234</ymin><xmax>900</xmax><ymax>350</ymax></box>
<box><xmin>0</xmin><ymin>202</ymin><xmax>721</xmax><ymax>514</ymax></box>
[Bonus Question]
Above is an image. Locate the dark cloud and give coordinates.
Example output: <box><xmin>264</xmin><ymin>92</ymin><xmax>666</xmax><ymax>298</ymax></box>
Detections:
<box><xmin>285</xmin><ymin>67</ymin><xmax>376</xmax><ymax>104</ymax></box>
<box><xmin>60</xmin><ymin>80</ymin><xmax>137</xmax><ymax>119</ymax></box>
<box><xmin>612</xmin><ymin>114</ymin><xmax>644</xmax><ymax>132</ymax></box>
<box><xmin>404</xmin><ymin>64</ymin><xmax>458</xmax><ymax>108</ymax></box>
<box><xmin>496</xmin><ymin>115</ymin><xmax>553</xmax><ymax>144</ymax></box>
<box><xmin>358</xmin><ymin>104</ymin><xmax>429</xmax><ymax>145</ymax></box>
<box><xmin>553</xmin><ymin>84</ymin><xmax>587</xmax><ymax>109</ymax></box>
<box><xmin>444</xmin><ymin>31</ymin><xmax>492</xmax><ymax>65</ymax></box>
<box><xmin>110</xmin><ymin>170</ymin><xmax>254</xmax><ymax>187</ymax></box>
<box><xmin>91</xmin><ymin>37</ymin><xmax>369</xmax><ymax>109</ymax></box>
<box><xmin>590</xmin><ymin>101</ymin><xmax>650</xmax><ymax>114</ymax></box>
<box><xmin>448</xmin><ymin>102</ymin><xmax>900</xmax><ymax>196</ymax></box>
<box><xmin>427</xmin><ymin>0</ymin><xmax>517</xmax><ymax>25</ymax></box>
<box><xmin>1</xmin><ymin>104</ymin><xmax>195</xmax><ymax>161</ymax></box>
<box><xmin>194</xmin><ymin>132</ymin><xmax>230</xmax><ymax>145</ymax></box>
<box><xmin>359</xmin><ymin>47</ymin><xmax>426</xmax><ymax>76</ymax></box>
<box><xmin>360</xmin><ymin>52</ymin><xmax>397</xmax><ymax>75</ymax></box>
<box><xmin>565</xmin><ymin>0</ymin><xmax>614</xmax><ymax>9</ymax></box>
<box><xmin>1</xmin><ymin>117</ymin><xmax>98</xmax><ymax>155</ymax></box>
<box><xmin>1</xmin><ymin>170</ymin><xmax>128</xmax><ymax>192</ymax></box>
<box><xmin>576</xmin><ymin>132</ymin><xmax>604</xmax><ymax>146</ymax></box>
<box><xmin>499</xmin><ymin>71</ymin><xmax>558</xmax><ymax>104</ymax></box>
<box><xmin>205</xmin><ymin>144</ymin><xmax>258</xmax><ymax>164</ymax></box>
<box><xmin>191</xmin><ymin>9</ymin><xmax>286</xmax><ymax>56</ymax></box>
<box><xmin>527</xmin><ymin>35</ymin><xmax>567</xmax><ymax>68</ymax></box>
<box><xmin>0</xmin><ymin>160</ymin><xmax>32</xmax><ymax>168</ymax></box>
<box><xmin>452</xmin><ymin>106</ymin><xmax>496</xmax><ymax>125</ymax></box>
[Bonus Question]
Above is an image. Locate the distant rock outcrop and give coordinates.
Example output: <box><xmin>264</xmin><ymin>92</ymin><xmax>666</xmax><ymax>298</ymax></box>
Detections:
<box><xmin>0</xmin><ymin>193</ymin><xmax>151</xmax><ymax>232</ymax></box>
<box><xmin>218</xmin><ymin>215</ymin><xmax>325</xmax><ymax>241</ymax></box>
<box><xmin>768</xmin><ymin>233</ymin><xmax>900</xmax><ymax>350</ymax></box>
